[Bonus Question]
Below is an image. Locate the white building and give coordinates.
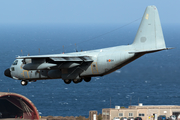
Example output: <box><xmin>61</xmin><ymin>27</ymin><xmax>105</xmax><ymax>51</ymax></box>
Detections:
<box><xmin>102</xmin><ymin>103</ymin><xmax>180</xmax><ymax>120</ymax></box>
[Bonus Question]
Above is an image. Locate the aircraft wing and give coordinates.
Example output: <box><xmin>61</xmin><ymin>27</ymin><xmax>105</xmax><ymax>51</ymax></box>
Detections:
<box><xmin>16</xmin><ymin>54</ymin><xmax>93</xmax><ymax>70</ymax></box>
<box><xmin>17</xmin><ymin>54</ymin><xmax>92</xmax><ymax>61</ymax></box>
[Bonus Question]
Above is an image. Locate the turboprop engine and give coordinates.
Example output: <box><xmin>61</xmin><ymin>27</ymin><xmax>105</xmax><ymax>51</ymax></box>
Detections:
<box><xmin>23</xmin><ymin>63</ymin><xmax>57</xmax><ymax>70</ymax></box>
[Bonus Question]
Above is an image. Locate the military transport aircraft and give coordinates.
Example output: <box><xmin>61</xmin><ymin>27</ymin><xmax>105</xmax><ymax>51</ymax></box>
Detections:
<box><xmin>4</xmin><ymin>6</ymin><xmax>169</xmax><ymax>86</ymax></box>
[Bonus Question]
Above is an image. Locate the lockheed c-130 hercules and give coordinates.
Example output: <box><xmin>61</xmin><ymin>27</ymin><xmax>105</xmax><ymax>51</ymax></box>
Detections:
<box><xmin>4</xmin><ymin>6</ymin><xmax>170</xmax><ymax>86</ymax></box>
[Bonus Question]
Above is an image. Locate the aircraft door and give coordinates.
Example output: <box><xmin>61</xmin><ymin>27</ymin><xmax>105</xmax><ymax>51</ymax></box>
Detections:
<box><xmin>153</xmin><ymin>114</ymin><xmax>157</xmax><ymax>120</ymax></box>
<box><xmin>10</xmin><ymin>59</ymin><xmax>22</xmax><ymax>79</ymax></box>
<box><xmin>19</xmin><ymin>66</ymin><xmax>30</xmax><ymax>79</ymax></box>
<box><xmin>91</xmin><ymin>62</ymin><xmax>99</xmax><ymax>74</ymax></box>
<box><xmin>12</xmin><ymin>59</ymin><xmax>31</xmax><ymax>80</ymax></box>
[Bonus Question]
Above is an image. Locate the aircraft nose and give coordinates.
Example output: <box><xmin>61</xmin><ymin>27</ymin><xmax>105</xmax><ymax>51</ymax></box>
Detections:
<box><xmin>4</xmin><ymin>68</ymin><xmax>12</xmax><ymax>78</ymax></box>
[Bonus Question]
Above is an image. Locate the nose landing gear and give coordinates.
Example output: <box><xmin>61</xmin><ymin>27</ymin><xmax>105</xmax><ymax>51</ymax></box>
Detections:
<box><xmin>21</xmin><ymin>80</ymin><xmax>28</xmax><ymax>86</ymax></box>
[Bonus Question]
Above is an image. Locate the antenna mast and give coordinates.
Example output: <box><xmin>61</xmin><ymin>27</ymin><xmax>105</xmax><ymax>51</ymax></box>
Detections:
<box><xmin>38</xmin><ymin>48</ymin><xmax>40</xmax><ymax>54</ymax></box>
<box><xmin>21</xmin><ymin>50</ymin><xmax>23</xmax><ymax>55</ymax></box>
<box><xmin>110</xmin><ymin>97</ymin><xmax>111</xmax><ymax>108</ymax></box>
<box><xmin>75</xmin><ymin>43</ymin><xmax>78</xmax><ymax>52</ymax></box>
<box><xmin>62</xmin><ymin>45</ymin><xmax>64</xmax><ymax>54</ymax></box>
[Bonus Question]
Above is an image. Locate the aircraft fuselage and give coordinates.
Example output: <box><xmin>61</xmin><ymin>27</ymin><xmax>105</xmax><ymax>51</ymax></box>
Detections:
<box><xmin>6</xmin><ymin>45</ymin><xmax>138</xmax><ymax>81</ymax></box>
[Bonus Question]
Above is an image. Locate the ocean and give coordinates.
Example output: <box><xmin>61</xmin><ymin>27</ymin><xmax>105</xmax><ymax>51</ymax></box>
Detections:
<box><xmin>0</xmin><ymin>23</ymin><xmax>179</xmax><ymax>117</ymax></box>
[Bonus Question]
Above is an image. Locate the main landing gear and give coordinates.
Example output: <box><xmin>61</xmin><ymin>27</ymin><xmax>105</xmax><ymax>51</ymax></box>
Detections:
<box><xmin>63</xmin><ymin>77</ymin><xmax>91</xmax><ymax>84</ymax></box>
<box><xmin>73</xmin><ymin>78</ymin><xmax>83</xmax><ymax>84</ymax></box>
<box><xmin>64</xmin><ymin>79</ymin><xmax>71</xmax><ymax>84</ymax></box>
<box><xmin>84</xmin><ymin>77</ymin><xmax>91</xmax><ymax>82</ymax></box>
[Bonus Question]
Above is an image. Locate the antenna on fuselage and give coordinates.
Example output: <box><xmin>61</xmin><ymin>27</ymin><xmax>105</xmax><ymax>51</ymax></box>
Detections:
<box><xmin>75</xmin><ymin>43</ymin><xmax>78</xmax><ymax>52</ymax></box>
<box><xmin>62</xmin><ymin>45</ymin><xmax>64</xmax><ymax>54</ymax></box>
<box><xmin>21</xmin><ymin>50</ymin><xmax>23</xmax><ymax>56</ymax></box>
<box><xmin>38</xmin><ymin>48</ymin><xmax>40</xmax><ymax>55</ymax></box>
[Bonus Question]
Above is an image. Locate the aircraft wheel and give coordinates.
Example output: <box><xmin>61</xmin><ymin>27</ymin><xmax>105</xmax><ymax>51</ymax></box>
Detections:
<box><xmin>73</xmin><ymin>79</ymin><xmax>79</xmax><ymax>84</ymax></box>
<box><xmin>21</xmin><ymin>80</ymin><xmax>28</xmax><ymax>86</ymax></box>
<box><xmin>73</xmin><ymin>79</ymin><xmax>83</xmax><ymax>84</ymax></box>
<box><xmin>84</xmin><ymin>77</ymin><xmax>91</xmax><ymax>82</ymax></box>
<box><xmin>64</xmin><ymin>79</ymin><xmax>71</xmax><ymax>84</ymax></box>
<box><xmin>78</xmin><ymin>78</ymin><xmax>83</xmax><ymax>83</ymax></box>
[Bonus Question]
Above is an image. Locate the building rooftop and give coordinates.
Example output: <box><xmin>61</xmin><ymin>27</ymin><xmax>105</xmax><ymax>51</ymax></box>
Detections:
<box><xmin>103</xmin><ymin>103</ymin><xmax>180</xmax><ymax>110</ymax></box>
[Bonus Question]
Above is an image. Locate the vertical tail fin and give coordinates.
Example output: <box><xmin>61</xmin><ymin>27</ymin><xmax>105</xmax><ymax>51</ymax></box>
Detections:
<box><xmin>132</xmin><ymin>5</ymin><xmax>166</xmax><ymax>51</ymax></box>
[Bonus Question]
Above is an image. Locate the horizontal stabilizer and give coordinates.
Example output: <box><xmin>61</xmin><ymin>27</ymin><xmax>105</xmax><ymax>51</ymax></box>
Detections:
<box><xmin>129</xmin><ymin>48</ymin><xmax>173</xmax><ymax>54</ymax></box>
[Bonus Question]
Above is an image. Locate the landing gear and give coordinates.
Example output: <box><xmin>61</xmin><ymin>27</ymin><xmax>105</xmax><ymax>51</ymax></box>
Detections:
<box><xmin>21</xmin><ymin>80</ymin><xmax>28</xmax><ymax>86</ymax></box>
<box><xmin>84</xmin><ymin>77</ymin><xmax>91</xmax><ymax>82</ymax></box>
<box><xmin>64</xmin><ymin>79</ymin><xmax>71</xmax><ymax>84</ymax></box>
<box><xmin>63</xmin><ymin>78</ymin><xmax>85</xmax><ymax>84</ymax></box>
<box><xmin>78</xmin><ymin>78</ymin><xmax>83</xmax><ymax>83</ymax></box>
<box><xmin>73</xmin><ymin>79</ymin><xmax>79</xmax><ymax>84</ymax></box>
<box><xmin>73</xmin><ymin>78</ymin><xmax>83</xmax><ymax>84</ymax></box>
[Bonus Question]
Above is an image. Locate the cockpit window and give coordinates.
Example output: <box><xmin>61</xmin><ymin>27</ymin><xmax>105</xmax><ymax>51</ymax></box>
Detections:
<box><xmin>11</xmin><ymin>67</ymin><xmax>15</xmax><ymax>71</ymax></box>
<box><xmin>12</xmin><ymin>60</ymin><xmax>18</xmax><ymax>65</ymax></box>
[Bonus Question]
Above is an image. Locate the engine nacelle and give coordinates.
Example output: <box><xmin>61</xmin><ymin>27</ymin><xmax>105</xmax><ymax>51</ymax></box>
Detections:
<box><xmin>23</xmin><ymin>63</ymin><xmax>57</xmax><ymax>70</ymax></box>
<box><xmin>48</xmin><ymin>70</ymin><xmax>61</xmax><ymax>78</ymax></box>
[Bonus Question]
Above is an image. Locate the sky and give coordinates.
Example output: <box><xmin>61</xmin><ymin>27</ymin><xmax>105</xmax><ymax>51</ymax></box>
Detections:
<box><xmin>0</xmin><ymin>0</ymin><xmax>179</xmax><ymax>25</ymax></box>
